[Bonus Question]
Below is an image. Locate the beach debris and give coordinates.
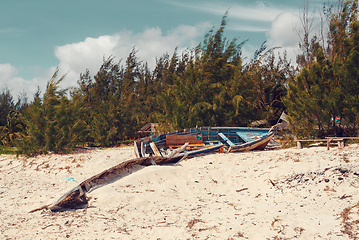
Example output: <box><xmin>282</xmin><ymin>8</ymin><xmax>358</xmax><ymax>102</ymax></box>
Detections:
<box><xmin>236</xmin><ymin>188</ymin><xmax>248</xmax><ymax>192</ymax></box>
<box><xmin>340</xmin><ymin>201</ymin><xmax>359</xmax><ymax>239</ymax></box>
<box><xmin>187</xmin><ymin>218</ymin><xmax>204</xmax><ymax>229</ymax></box>
<box><xmin>28</xmin><ymin>204</ymin><xmax>52</xmax><ymax>213</ymax></box>
<box><xmin>339</xmin><ymin>194</ymin><xmax>351</xmax><ymax>201</ymax></box>
<box><xmin>60</xmin><ymin>177</ymin><xmax>75</xmax><ymax>182</ymax></box>
<box><xmin>269</xmin><ymin>179</ymin><xmax>276</xmax><ymax>187</ymax></box>
<box><xmin>273</xmin><ymin>165</ymin><xmax>359</xmax><ymax>192</ymax></box>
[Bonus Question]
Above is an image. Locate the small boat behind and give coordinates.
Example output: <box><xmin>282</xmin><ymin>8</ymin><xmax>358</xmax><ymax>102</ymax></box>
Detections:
<box><xmin>215</xmin><ymin>126</ymin><xmax>277</xmax><ymax>152</ymax></box>
<box><xmin>134</xmin><ymin>125</ymin><xmax>280</xmax><ymax>158</ymax></box>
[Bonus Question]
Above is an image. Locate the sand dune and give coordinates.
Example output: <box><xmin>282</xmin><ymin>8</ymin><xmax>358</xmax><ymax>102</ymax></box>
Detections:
<box><xmin>1</xmin><ymin>144</ymin><xmax>359</xmax><ymax>239</ymax></box>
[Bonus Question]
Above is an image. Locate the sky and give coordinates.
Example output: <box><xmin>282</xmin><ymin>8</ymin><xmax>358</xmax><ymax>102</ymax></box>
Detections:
<box><xmin>0</xmin><ymin>0</ymin><xmax>339</xmax><ymax>99</ymax></box>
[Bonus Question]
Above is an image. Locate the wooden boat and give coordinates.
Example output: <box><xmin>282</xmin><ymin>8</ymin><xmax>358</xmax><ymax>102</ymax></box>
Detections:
<box><xmin>30</xmin><ymin>155</ymin><xmax>184</xmax><ymax>212</ymax></box>
<box><xmin>226</xmin><ymin>128</ymin><xmax>276</xmax><ymax>152</ymax></box>
<box><xmin>30</xmin><ymin>125</ymin><xmax>279</xmax><ymax>212</ymax></box>
<box><xmin>134</xmin><ymin>125</ymin><xmax>280</xmax><ymax>158</ymax></box>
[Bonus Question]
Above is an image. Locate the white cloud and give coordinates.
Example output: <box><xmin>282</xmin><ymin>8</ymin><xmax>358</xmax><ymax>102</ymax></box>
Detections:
<box><xmin>54</xmin><ymin>22</ymin><xmax>210</xmax><ymax>90</ymax></box>
<box><xmin>237</xmin><ymin>11</ymin><xmax>301</xmax><ymax>64</ymax></box>
<box><xmin>267</xmin><ymin>12</ymin><xmax>300</xmax><ymax>48</ymax></box>
<box><xmin>2</xmin><ymin>23</ymin><xmax>211</xmax><ymax>99</ymax></box>
<box><xmin>266</xmin><ymin>11</ymin><xmax>301</xmax><ymax>64</ymax></box>
<box><xmin>0</xmin><ymin>64</ymin><xmax>18</xmax><ymax>80</ymax></box>
<box><xmin>167</xmin><ymin>1</ymin><xmax>290</xmax><ymax>23</ymax></box>
<box><xmin>133</xmin><ymin>24</ymin><xmax>208</xmax><ymax>64</ymax></box>
<box><xmin>228</xmin><ymin>24</ymin><xmax>269</xmax><ymax>33</ymax></box>
<box><xmin>0</xmin><ymin>63</ymin><xmax>49</xmax><ymax>99</ymax></box>
<box><xmin>0</xmin><ymin>28</ymin><xmax>26</xmax><ymax>36</ymax></box>
<box><xmin>226</xmin><ymin>4</ymin><xmax>289</xmax><ymax>23</ymax></box>
<box><xmin>55</xmin><ymin>34</ymin><xmax>122</xmax><ymax>76</ymax></box>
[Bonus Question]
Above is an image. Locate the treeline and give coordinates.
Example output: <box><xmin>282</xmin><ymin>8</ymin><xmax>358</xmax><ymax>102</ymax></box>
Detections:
<box><xmin>1</xmin><ymin>1</ymin><xmax>359</xmax><ymax>155</ymax></box>
<box><xmin>285</xmin><ymin>0</ymin><xmax>359</xmax><ymax>137</ymax></box>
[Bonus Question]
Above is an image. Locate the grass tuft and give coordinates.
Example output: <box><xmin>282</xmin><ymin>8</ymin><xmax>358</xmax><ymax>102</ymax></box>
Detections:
<box><xmin>0</xmin><ymin>145</ymin><xmax>17</xmax><ymax>155</ymax></box>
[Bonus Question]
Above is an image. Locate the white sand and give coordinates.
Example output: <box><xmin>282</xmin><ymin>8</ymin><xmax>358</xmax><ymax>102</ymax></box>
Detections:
<box><xmin>1</xmin><ymin>144</ymin><xmax>359</xmax><ymax>239</ymax></box>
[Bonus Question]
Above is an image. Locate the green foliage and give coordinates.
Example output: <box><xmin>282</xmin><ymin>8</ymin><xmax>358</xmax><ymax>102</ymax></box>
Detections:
<box><xmin>284</xmin><ymin>0</ymin><xmax>359</xmax><ymax>138</ymax></box>
<box><xmin>0</xmin><ymin>88</ymin><xmax>29</xmax><ymax>127</ymax></box>
<box><xmin>0</xmin><ymin>88</ymin><xmax>15</xmax><ymax>127</ymax></box>
<box><xmin>0</xmin><ymin>110</ymin><xmax>25</xmax><ymax>146</ymax></box>
<box><xmin>0</xmin><ymin>145</ymin><xmax>17</xmax><ymax>155</ymax></box>
<box><xmin>8</xmin><ymin>5</ymin><xmax>359</xmax><ymax>153</ymax></box>
<box><xmin>229</xmin><ymin>47</ymin><xmax>291</xmax><ymax>127</ymax></box>
<box><xmin>155</xmin><ymin>17</ymin><xmax>289</xmax><ymax>130</ymax></box>
<box><xmin>2</xmin><ymin>14</ymin><xmax>294</xmax><ymax>154</ymax></box>
<box><xmin>285</xmin><ymin>48</ymin><xmax>336</xmax><ymax>137</ymax></box>
<box><xmin>75</xmin><ymin>52</ymin><xmax>152</xmax><ymax>146</ymax></box>
<box><xmin>17</xmin><ymin>68</ymin><xmax>87</xmax><ymax>156</ymax></box>
<box><xmin>5</xmin><ymin>5</ymin><xmax>359</xmax><ymax>152</ymax></box>
<box><xmin>82</xmin><ymin>56</ymin><xmax>124</xmax><ymax>145</ymax></box>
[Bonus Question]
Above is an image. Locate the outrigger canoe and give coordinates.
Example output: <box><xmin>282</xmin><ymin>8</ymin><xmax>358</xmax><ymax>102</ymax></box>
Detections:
<box><xmin>134</xmin><ymin>125</ymin><xmax>280</xmax><ymax>158</ymax></box>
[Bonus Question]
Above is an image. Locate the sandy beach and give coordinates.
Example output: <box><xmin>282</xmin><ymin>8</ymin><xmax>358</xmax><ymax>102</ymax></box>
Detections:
<box><xmin>1</xmin><ymin>144</ymin><xmax>359</xmax><ymax>239</ymax></box>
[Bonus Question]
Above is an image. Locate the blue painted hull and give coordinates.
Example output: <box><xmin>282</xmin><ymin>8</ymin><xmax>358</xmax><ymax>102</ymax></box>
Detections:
<box><xmin>134</xmin><ymin>125</ymin><xmax>279</xmax><ymax>158</ymax></box>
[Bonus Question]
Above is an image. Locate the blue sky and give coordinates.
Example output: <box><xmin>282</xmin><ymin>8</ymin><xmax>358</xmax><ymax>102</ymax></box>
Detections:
<box><xmin>0</xmin><ymin>0</ymin><xmax>338</xmax><ymax>98</ymax></box>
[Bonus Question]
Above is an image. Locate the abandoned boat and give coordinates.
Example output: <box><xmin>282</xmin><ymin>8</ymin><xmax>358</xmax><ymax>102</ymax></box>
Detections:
<box><xmin>134</xmin><ymin>125</ymin><xmax>279</xmax><ymax>158</ymax></box>
<box><xmin>30</xmin><ymin>125</ymin><xmax>279</xmax><ymax>212</ymax></box>
<box><xmin>30</xmin><ymin>155</ymin><xmax>185</xmax><ymax>212</ymax></box>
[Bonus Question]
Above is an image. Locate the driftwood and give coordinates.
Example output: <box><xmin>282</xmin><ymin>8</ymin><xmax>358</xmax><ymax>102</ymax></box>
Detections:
<box><xmin>30</xmin><ymin>155</ymin><xmax>183</xmax><ymax>213</ymax></box>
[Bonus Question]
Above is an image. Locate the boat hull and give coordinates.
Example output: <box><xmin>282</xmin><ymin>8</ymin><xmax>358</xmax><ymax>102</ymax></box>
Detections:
<box><xmin>228</xmin><ymin>131</ymin><xmax>275</xmax><ymax>152</ymax></box>
<box><xmin>134</xmin><ymin>125</ymin><xmax>279</xmax><ymax>158</ymax></box>
<box><xmin>49</xmin><ymin>155</ymin><xmax>183</xmax><ymax>211</ymax></box>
